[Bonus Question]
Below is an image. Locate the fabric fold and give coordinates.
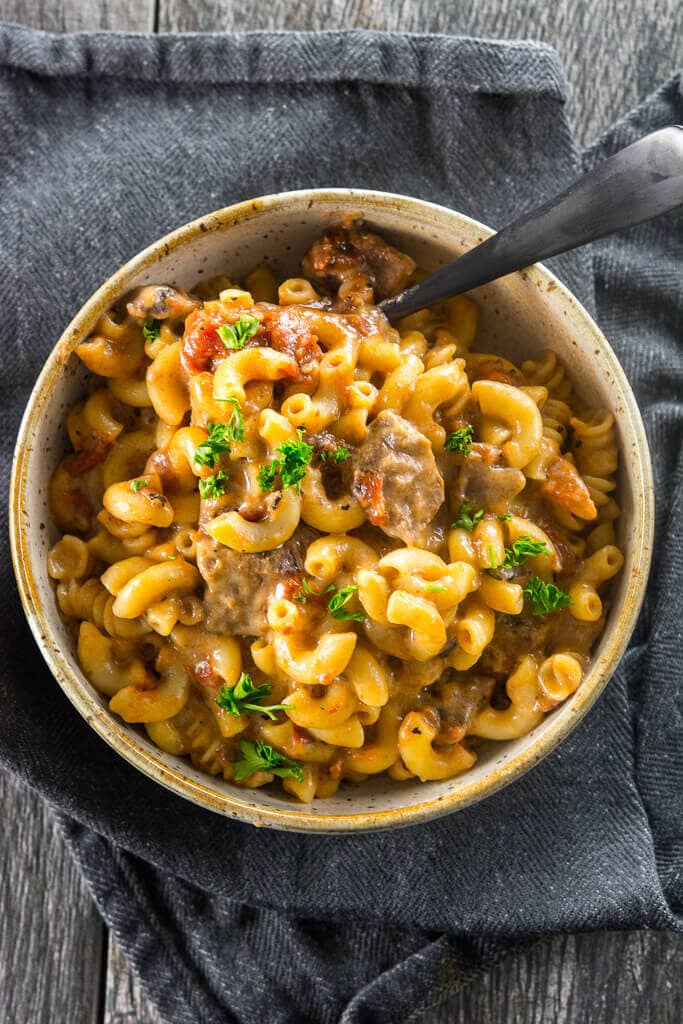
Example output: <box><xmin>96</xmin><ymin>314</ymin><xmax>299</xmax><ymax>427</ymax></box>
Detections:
<box><xmin>0</xmin><ymin>22</ymin><xmax>567</xmax><ymax>95</ymax></box>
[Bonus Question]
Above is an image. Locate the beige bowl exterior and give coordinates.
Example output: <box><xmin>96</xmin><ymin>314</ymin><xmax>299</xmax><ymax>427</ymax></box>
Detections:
<box><xmin>10</xmin><ymin>189</ymin><xmax>653</xmax><ymax>832</ymax></box>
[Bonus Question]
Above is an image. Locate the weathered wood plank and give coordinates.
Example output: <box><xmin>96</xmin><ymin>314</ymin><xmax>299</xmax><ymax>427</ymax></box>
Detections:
<box><xmin>0</xmin><ymin>0</ymin><xmax>155</xmax><ymax>31</ymax></box>
<box><xmin>158</xmin><ymin>0</ymin><xmax>683</xmax><ymax>147</ymax></box>
<box><xmin>103</xmin><ymin>935</ymin><xmax>163</xmax><ymax>1024</ymax></box>
<box><xmin>0</xmin><ymin>770</ymin><xmax>103</xmax><ymax>1024</ymax></box>
<box><xmin>428</xmin><ymin>930</ymin><xmax>683</xmax><ymax>1023</ymax></box>
<box><xmin>0</xmin><ymin>0</ymin><xmax>157</xmax><ymax>1017</ymax></box>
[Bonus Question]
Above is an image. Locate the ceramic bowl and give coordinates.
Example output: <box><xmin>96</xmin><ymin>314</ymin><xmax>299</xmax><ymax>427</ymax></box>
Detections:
<box><xmin>10</xmin><ymin>189</ymin><xmax>654</xmax><ymax>832</ymax></box>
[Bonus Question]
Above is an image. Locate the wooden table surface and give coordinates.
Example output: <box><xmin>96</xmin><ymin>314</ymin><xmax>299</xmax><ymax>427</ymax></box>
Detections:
<box><xmin>1</xmin><ymin>2</ymin><xmax>681</xmax><ymax>1022</ymax></box>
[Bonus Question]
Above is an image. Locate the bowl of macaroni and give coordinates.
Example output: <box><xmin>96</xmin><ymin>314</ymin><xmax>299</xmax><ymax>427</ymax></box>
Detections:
<box><xmin>10</xmin><ymin>189</ymin><xmax>653</xmax><ymax>831</ymax></box>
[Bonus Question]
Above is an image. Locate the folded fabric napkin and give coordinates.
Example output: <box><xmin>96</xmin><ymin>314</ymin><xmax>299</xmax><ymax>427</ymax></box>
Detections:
<box><xmin>1</xmin><ymin>22</ymin><xmax>681</xmax><ymax>1024</ymax></box>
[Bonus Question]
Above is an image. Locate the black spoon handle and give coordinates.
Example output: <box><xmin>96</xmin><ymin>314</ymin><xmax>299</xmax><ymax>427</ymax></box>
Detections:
<box><xmin>379</xmin><ymin>125</ymin><xmax>683</xmax><ymax>322</ymax></box>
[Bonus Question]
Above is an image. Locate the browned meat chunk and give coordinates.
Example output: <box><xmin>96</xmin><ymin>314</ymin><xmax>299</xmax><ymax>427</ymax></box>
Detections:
<box><xmin>434</xmin><ymin>674</ymin><xmax>496</xmax><ymax>742</ymax></box>
<box><xmin>550</xmin><ymin>608</ymin><xmax>605</xmax><ymax>656</ymax></box>
<box><xmin>302</xmin><ymin>227</ymin><xmax>416</xmax><ymax>301</ymax></box>
<box><xmin>127</xmin><ymin>285</ymin><xmax>200</xmax><ymax>321</ymax></box>
<box><xmin>351</xmin><ymin>411</ymin><xmax>444</xmax><ymax>543</ymax></box>
<box><xmin>456</xmin><ymin>446</ymin><xmax>526</xmax><ymax>513</ymax></box>
<box><xmin>478</xmin><ymin>614</ymin><xmax>552</xmax><ymax>676</ymax></box>
<box><xmin>196</xmin><ymin>525</ymin><xmax>318</xmax><ymax>636</ymax></box>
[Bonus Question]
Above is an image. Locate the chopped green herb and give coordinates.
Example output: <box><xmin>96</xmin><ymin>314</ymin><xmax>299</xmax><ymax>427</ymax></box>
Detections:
<box><xmin>257</xmin><ymin>462</ymin><xmax>278</xmax><ymax>491</ymax></box>
<box><xmin>257</xmin><ymin>431</ymin><xmax>313</xmax><ymax>494</ymax></box>
<box><xmin>142</xmin><ymin>318</ymin><xmax>161</xmax><ymax>341</ymax></box>
<box><xmin>488</xmin><ymin>544</ymin><xmax>498</xmax><ymax>569</ymax></box>
<box><xmin>426</xmin><ymin>582</ymin><xmax>446</xmax><ymax>593</ymax></box>
<box><xmin>130</xmin><ymin>478</ymin><xmax>146</xmax><ymax>492</ymax></box>
<box><xmin>499</xmin><ymin>513</ymin><xmax>512</xmax><ymax>522</ymax></box>
<box><xmin>194</xmin><ymin>421</ymin><xmax>231</xmax><ymax>469</ymax></box>
<box><xmin>233</xmin><ymin>739</ymin><xmax>304</xmax><ymax>782</ymax></box>
<box><xmin>444</xmin><ymin>425</ymin><xmax>474</xmax><ymax>455</ymax></box>
<box><xmin>217</xmin><ymin>324</ymin><xmax>242</xmax><ymax>350</ymax></box>
<box><xmin>321</xmin><ymin>446</ymin><xmax>351</xmax><ymax>464</ymax></box>
<box><xmin>328</xmin><ymin>584</ymin><xmax>364</xmax><ymax>621</ymax></box>
<box><xmin>523</xmin><ymin>576</ymin><xmax>571</xmax><ymax>615</ymax></box>
<box><xmin>198</xmin><ymin>470</ymin><xmax>228</xmax><ymax>500</ymax></box>
<box><xmin>216</xmin><ymin>672</ymin><xmax>293</xmax><ymax>721</ymax></box>
<box><xmin>293</xmin><ymin>578</ymin><xmax>335</xmax><ymax>604</ymax></box>
<box><xmin>217</xmin><ymin>313</ymin><xmax>260</xmax><ymax>351</ymax></box>
<box><xmin>224</xmin><ymin>397</ymin><xmax>245</xmax><ymax>442</ymax></box>
<box><xmin>166</xmin><ymin>555</ymin><xmax>177</xmax><ymax>560</ymax></box>
<box><xmin>502</xmin><ymin>536</ymin><xmax>551</xmax><ymax>569</ymax></box>
<box><xmin>451</xmin><ymin>502</ymin><xmax>485</xmax><ymax>532</ymax></box>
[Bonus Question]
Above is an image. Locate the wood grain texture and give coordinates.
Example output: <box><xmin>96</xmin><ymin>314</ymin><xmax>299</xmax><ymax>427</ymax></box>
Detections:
<box><xmin>103</xmin><ymin>935</ymin><xmax>163</xmax><ymax>1024</ymax></box>
<box><xmin>0</xmin><ymin>770</ymin><xmax>103</xmax><ymax>1024</ymax></box>
<box><xmin>427</xmin><ymin>931</ymin><xmax>683</xmax><ymax>1023</ymax></box>
<box><xmin>158</xmin><ymin>0</ymin><xmax>683</xmax><ymax>147</ymax></box>
<box><xmin>0</xmin><ymin>2</ymin><xmax>682</xmax><ymax>1023</ymax></box>
<box><xmin>0</xmin><ymin>3</ymin><xmax>158</xmax><ymax>1022</ymax></box>
<box><xmin>0</xmin><ymin>0</ymin><xmax>154</xmax><ymax>31</ymax></box>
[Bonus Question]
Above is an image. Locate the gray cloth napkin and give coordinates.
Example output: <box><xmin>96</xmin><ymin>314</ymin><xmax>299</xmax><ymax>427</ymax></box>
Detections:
<box><xmin>0</xmin><ymin>22</ymin><xmax>681</xmax><ymax>1024</ymax></box>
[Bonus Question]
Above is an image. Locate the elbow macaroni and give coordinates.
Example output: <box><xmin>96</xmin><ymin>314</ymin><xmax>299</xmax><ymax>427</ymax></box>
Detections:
<box><xmin>48</xmin><ymin>225</ymin><xmax>624</xmax><ymax>802</ymax></box>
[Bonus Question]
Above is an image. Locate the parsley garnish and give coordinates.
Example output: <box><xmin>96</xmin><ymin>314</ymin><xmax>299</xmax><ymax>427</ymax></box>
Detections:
<box><xmin>130</xmin><ymin>478</ymin><xmax>146</xmax><ymax>492</ymax></box>
<box><xmin>233</xmin><ymin>739</ymin><xmax>304</xmax><ymax>782</ymax></box>
<box><xmin>523</xmin><ymin>576</ymin><xmax>571</xmax><ymax>615</ymax></box>
<box><xmin>444</xmin><ymin>426</ymin><xmax>474</xmax><ymax>455</ymax></box>
<box><xmin>328</xmin><ymin>584</ymin><xmax>364</xmax><ymax>621</ymax></box>
<box><xmin>426</xmin><ymin>582</ymin><xmax>445</xmax><ymax>593</ymax></box>
<box><xmin>217</xmin><ymin>313</ymin><xmax>260</xmax><ymax>351</ymax></box>
<box><xmin>452</xmin><ymin>502</ymin><xmax>484</xmax><ymax>532</ymax></box>
<box><xmin>199</xmin><ymin>470</ymin><xmax>228</xmax><ymax>500</ymax></box>
<box><xmin>194</xmin><ymin>421</ymin><xmax>232</xmax><ymax>469</ymax></box>
<box><xmin>257</xmin><ymin>431</ymin><xmax>313</xmax><ymax>494</ymax></box>
<box><xmin>257</xmin><ymin>462</ymin><xmax>279</xmax><ymax>492</ymax></box>
<box><xmin>293</xmin><ymin>579</ymin><xmax>335</xmax><ymax>604</ymax></box>
<box><xmin>321</xmin><ymin>446</ymin><xmax>351</xmax><ymax>464</ymax></box>
<box><xmin>224</xmin><ymin>397</ymin><xmax>245</xmax><ymax>442</ymax></box>
<box><xmin>488</xmin><ymin>544</ymin><xmax>498</xmax><ymax>569</ymax></box>
<box><xmin>502</xmin><ymin>536</ymin><xmax>551</xmax><ymax>568</ymax></box>
<box><xmin>216</xmin><ymin>672</ymin><xmax>293</xmax><ymax>721</ymax></box>
<box><xmin>142</xmin><ymin>318</ymin><xmax>161</xmax><ymax>341</ymax></box>
<box><xmin>499</xmin><ymin>513</ymin><xmax>512</xmax><ymax>522</ymax></box>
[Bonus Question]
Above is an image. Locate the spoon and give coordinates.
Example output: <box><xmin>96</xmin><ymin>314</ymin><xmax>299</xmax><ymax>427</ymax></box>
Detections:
<box><xmin>379</xmin><ymin>125</ymin><xmax>683</xmax><ymax>322</ymax></box>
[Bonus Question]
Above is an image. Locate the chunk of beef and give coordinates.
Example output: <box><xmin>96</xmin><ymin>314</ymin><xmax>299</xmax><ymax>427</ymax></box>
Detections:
<box><xmin>127</xmin><ymin>285</ymin><xmax>200</xmax><ymax>321</ymax></box>
<box><xmin>477</xmin><ymin>614</ymin><xmax>552</xmax><ymax>676</ymax></box>
<box><xmin>196</xmin><ymin>525</ymin><xmax>318</xmax><ymax>636</ymax></box>
<box><xmin>549</xmin><ymin>607</ymin><xmax>605</xmax><ymax>657</ymax></box>
<box><xmin>351</xmin><ymin>411</ymin><xmax>444</xmax><ymax>544</ymax></box>
<box><xmin>434</xmin><ymin>674</ymin><xmax>496</xmax><ymax>742</ymax></box>
<box><xmin>302</xmin><ymin>227</ymin><xmax>416</xmax><ymax>301</ymax></box>
<box><xmin>456</xmin><ymin>445</ymin><xmax>526</xmax><ymax>513</ymax></box>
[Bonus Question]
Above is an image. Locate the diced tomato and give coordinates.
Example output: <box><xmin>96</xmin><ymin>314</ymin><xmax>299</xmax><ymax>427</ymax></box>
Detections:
<box><xmin>258</xmin><ymin>307</ymin><xmax>322</xmax><ymax>383</ymax></box>
<box><xmin>65</xmin><ymin>438</ymin><xmax>114</xmax><ymax>476</ymax></box>
<box><xmin>181</xmin><ymin>309</ymin><xmax>230</xmax><ymax>375</ymax></box>
<box><xmin>353</xmin><ymin>469</ymin><xmax>388</xmax><ymax>526</ymax></box>
<box><xmin>542</xmin><ymin>457</ymin><xmax>597</xmax><ymax>520</ymax></box>
<box><xmin>470</xmin><ymin>441</ymin><xmax>502</xmax><ymax>465</ymax></box>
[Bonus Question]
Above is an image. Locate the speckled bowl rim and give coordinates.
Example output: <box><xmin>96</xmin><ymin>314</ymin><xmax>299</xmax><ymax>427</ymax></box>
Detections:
<box><xmin>10</xmin><ymin>188</ymin><xmax>654</xmax><ymax>832</ymax></box>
